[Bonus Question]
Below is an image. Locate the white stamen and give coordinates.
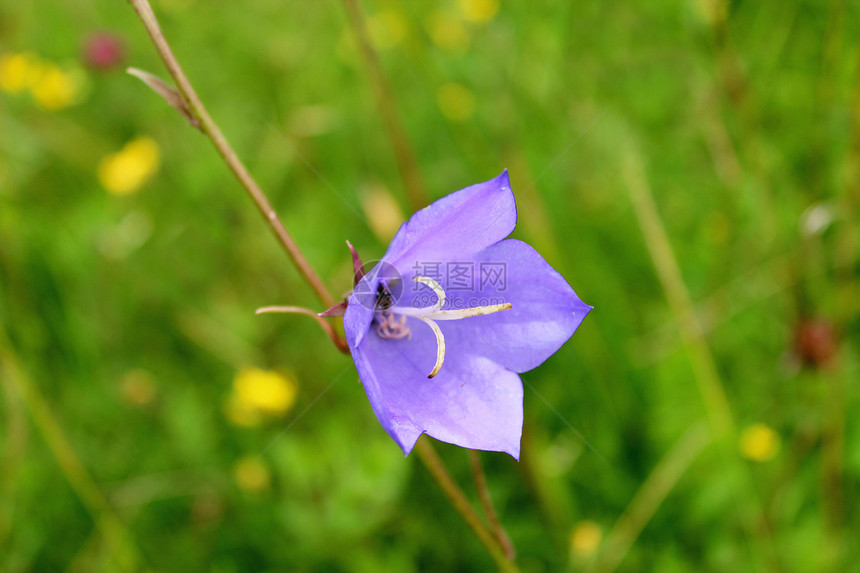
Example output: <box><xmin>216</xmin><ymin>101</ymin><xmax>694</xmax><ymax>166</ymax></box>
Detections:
<box><xmin>401</xmin><ymin>275</ymin><xmax>512</xmax><ymax>378</ymax></box>
<box><xmin>401</xmin><ymin>303</ymin><xmax>513</xmax><ymax>321</ymax></box>
<box><xmin>412</xmin><ymin>276</ymin><xmax>445</xmax><ymax>312</ymax></box>
<box><xmin>420</xmin><ymin>317</ymin><xmax>445</xmax><ymax>378</ymax></box>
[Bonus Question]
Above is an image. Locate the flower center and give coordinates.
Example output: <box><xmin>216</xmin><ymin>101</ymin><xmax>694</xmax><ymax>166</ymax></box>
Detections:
<box><xmin>375</xmin><ymin>275</ymin><xmax>512</xmax><ymax>379</ymax></box>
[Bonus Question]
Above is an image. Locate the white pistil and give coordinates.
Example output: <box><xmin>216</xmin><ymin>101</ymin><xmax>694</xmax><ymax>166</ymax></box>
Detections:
<box><xmin>422</xmin><ymin>318</ymin><xmax>445</xmax><ymax>378</ymax></box>
<box><xmin>401</xmin><ymin>276</ymin><xmax>512</xmax><ymax>379</ymax></box>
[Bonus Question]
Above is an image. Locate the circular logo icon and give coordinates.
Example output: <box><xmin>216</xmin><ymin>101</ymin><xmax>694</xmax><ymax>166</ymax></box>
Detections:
<box><xmin>352</xmin><ymin>260</ymin><xmax>403</xmax><ymax>310</ymax></box>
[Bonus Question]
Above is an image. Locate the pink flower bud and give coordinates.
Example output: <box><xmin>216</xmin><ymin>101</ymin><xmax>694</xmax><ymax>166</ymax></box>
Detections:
<box><xmin>83</xmin><ymin>32</ymin><xmax>125</xmax><ymax>71</ymax></box>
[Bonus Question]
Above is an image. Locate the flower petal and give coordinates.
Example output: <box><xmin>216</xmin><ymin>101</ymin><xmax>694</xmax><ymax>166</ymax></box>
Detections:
<box><xmin>351</xmin><ymin>320</ymin><xmax>524</xmax><ymax>458</ymax></box>
<box><xmin>344</xmin><ymin>264</ymin><xmax>382</xmax><ymax>348</ymax></box>
<box><xmin>393</xmin><ymin>238</ymin><xmax>592</xmax><ymax>373</ymax></box>
<box><xmin>383</xmin><ymin>170</ymin><xmax>516</xmax><ymax>271</ymax></box>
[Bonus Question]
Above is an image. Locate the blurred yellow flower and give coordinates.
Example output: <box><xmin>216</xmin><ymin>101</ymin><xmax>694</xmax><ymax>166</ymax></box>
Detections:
<box><xmin>226</xmin><ymin>368</ymin><xmax>297</xmax><ymax>427</ymax></box>
<box><xmin>425</xmin><ymin>11</ymin><xmax>471</xmax><ymax>51</ymax></box>
<box><xmin>30</xmin><ymin>64</ymin><xmax>81</xmax><ymax>110</ymax></box>
<box><xmin>570</xmin><ymin>520</ymin><xmax>602</xmax><ymax>558</ymax></box>
<box><xmin>235</xmin><ymin>368</ymin><xmax>297</xmax><ymax>414</ymax></box>
<box><xmin>360</xmin><ymin>182</ymin><xmax>405</xmax><ymax>242</ymax></box>
<box><xmin>0</xmin><ymin>52</ymin><xmax>46</xmax><ymax>93</ymax></box>
<box><xmin>1</xmin><ymin>53</ymin><xmax>84</xmax><ymax>110</ymax></box>
<box><xmin>233</xmin><ymin>456</ymin><xmax>271</xmax><ymax>493</ymax></box>
<box><xmin>459</xmin><ymin>0</ymin><xmax>499</xmax><ymax>22</ymax></box>
<box><xmin>739</xmin><ymin>423</ymin><xmax>781</xmax><ymax>462</ymax></box>
<box><xmin>98</xmin><ymin>136</ymin><xmax>161</xmax><ymax>196</ymax></box>
<box><xmin>367</xmin><ymin>10</ymin><xmax>407</xmax><ymax>50</ymax></box>
<box><xmin>437</xmin><ymin>83</ymin><xmax>476</xmax><ymax>121</ymax></box>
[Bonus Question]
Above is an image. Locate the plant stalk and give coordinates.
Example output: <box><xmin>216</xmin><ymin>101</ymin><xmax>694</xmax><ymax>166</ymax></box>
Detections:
<box><xmin>341</xmin><ymin>0</ymin><xmax>429</xmax><ymax>211</ymax></box>
<box><xmin>128</xmin><ymin>0</ymin><xmax>336</xmax><ymax>310</ymax></box>
<box><xmin>415</xmin><ymin>438</ymin><xmax>521</xmax><ymax>573</ymax></box>
<box><xmin>469</xmin><ymin>450</ymin><xmax>515</xmax><ymax>561</ymax></box>
<box><xmin>0</xmin><ymin>332</ymin><xmax>140</xmax><ymax>571</ymax></box>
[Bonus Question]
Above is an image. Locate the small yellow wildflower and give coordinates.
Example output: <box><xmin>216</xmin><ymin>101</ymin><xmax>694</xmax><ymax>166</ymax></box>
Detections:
<box><xmin>459</xmin><ymin>0</ymin><xmax>499</xmax><ymax>23</ymax></box>
<box><xmin>233</xmin><ymin>456</ymin><xmax>271</xmax><ymax>493</ymax></box>
<box><xmin>235</xmin><ymin>368</ymin><xmax>297</xmax><ymax>415</ymax></box>
<box><xmin>226</xmin><ymin>368</ymin><xmax>297</xmax><ymax>427</ymax></box>
<box><xmin>0</xmin><ymin>52</ymin><xmax>44</xmax><ymax>93</ymax></box>
<box><xmin>570</xmin><ymin>520</ymin><xmax>602</xmax><ymax>559</ymax></box>
<box><xmin>425</xmin><ymin>11</ymin><xmax>471</xmax><ymax>51</ymax></box>
<box><xmin>367</xmin><ymin>10</ymin><xmax>407</xmax><ymax>51</ymax></box>
<box><xmin>98</xmin><ymin>137</ymin><xmax>161</xmax><ymax>196</ymax></box>
<box><xmin>30</xmin><ymin>64</ymin><xmax>81</xmax><ymax>110</ymax></box>
<box><xmin>437</xmin><ymin>83</ymin><xmax>476</xmax><ymax>121</ymax></box>
<box><xmin>739</xmin><ymin>423</ymin><xmax>781</xmax><ymax>462</ymax></box>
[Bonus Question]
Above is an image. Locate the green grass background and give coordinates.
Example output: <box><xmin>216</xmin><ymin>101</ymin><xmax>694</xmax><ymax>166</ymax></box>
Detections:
<box><xmin>1</xmin><ymin>0</ymin><xmax>859</xmax><ymax>571</ymax></box>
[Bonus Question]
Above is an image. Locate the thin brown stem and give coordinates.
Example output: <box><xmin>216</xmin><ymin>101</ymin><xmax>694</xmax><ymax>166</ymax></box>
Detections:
<box><xmin>127</xmin><ymin>9</ymin><xmax>521</xmax><ymax>570</ymax></box>
<box><xmin>127</xmin><ymin>0</ymin><xmax>336</xmax><ymax>310</ymax></box>
<box><xmin>256</xmin><ymin>306</ymin><xmax>349</xmax><ymax>354</ymax></box>
<box><xmin>468</xmin><ymin>450</ymin><xmax>515</xmax><ymax>561</ymax></box>
<box><xmin>341</xmin><ymin>0</ymin><xmax>429</xmax><ymax>211</ymax></box>
<box><xmin>415</xmin><ymin>439</ymin><xmax>521</xmax><ymax>573</ymax></box>
<box><xmin>821</xmin><ymin>368</ymin><xmax>845</xmax><ymax>535</ymax></box>
<box><xmin>838</xmin><ymin>8</ymin><xmax>860</xmax><ymax>298</ymax></box>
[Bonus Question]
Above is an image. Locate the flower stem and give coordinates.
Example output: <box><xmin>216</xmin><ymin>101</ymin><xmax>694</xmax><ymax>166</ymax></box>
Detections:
<box><xmin>0</xmin><ymin>330</ymin><xmax>140</xmax><ymax>571</ymax></box>
<box><xmin>622</xmin><ymin>144</ymin><xmax>780</xmax><ymax>571</ymax></box>
<box><xmin>468</xmin><ymin>450</ymin><xmax>516</xmax><ymax>561</ymax></box>
<box><xmin>586</xmin><ymin>421</ymin><xmax>712</xmax><ymax>573</ymax></box>
<box><xmin>127</xmin><ymin>0</ymin><xmax>336</xmax><ymax>310</ymax></box>
<box><xmin>622</xmin><ymin>151</ymin><xmax>734</xmax><ymax>440</ymax></box>
<box><xmin>255</xmin><ymin>306</ymin><xmax>349</xmax><ymax>354</ymax></box>
<box><xmin>341</xmin><ymin>0</ymin><xmax>429</xmax><ymax>211</ymax></box>
<box><xmin>414</xmin><ymin>438</ymin><xmax>521</xmax><ymax>573</ymax></box>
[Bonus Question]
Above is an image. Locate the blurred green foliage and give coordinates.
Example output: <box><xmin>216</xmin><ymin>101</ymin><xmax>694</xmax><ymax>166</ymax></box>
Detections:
<box><xmin>1</xmin><ymin>0</ymin><xmax>859</xmax><ymax>571</ymax></box>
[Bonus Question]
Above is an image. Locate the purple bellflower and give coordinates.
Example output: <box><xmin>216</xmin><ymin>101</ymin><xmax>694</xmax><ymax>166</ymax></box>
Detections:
<box><xmin>338</xmin><ymin>171</ymin><xmax>591</xmax><ymax>459</ymax></box>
